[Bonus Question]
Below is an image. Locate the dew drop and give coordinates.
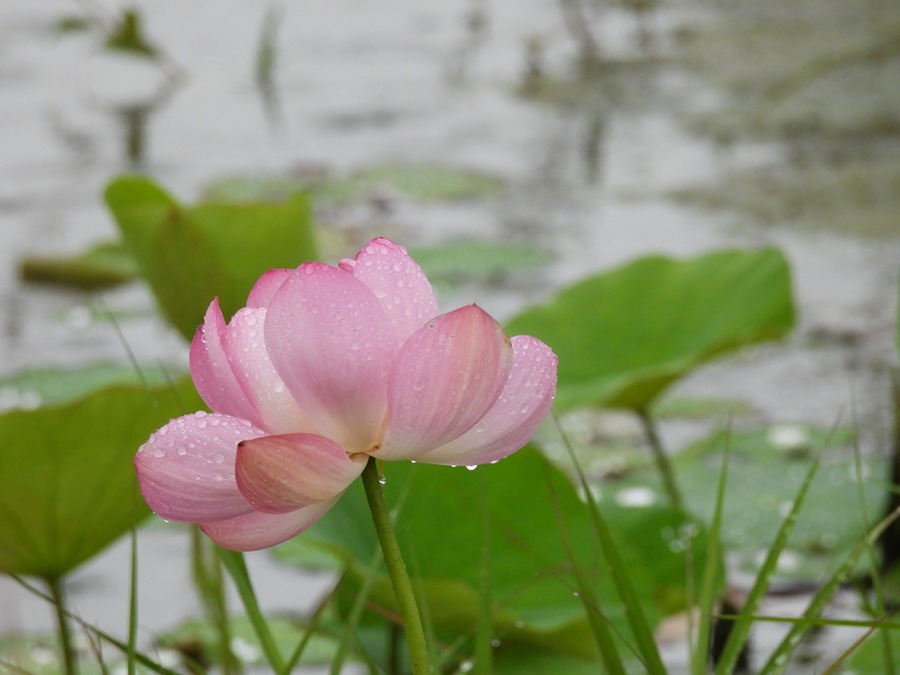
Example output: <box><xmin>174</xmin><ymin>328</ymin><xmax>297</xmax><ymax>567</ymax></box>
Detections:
<box><xmin>378</xmin><ymin>474</ymin><xmax>387</xmax><ymax>485</ymax></box>
<box><xmin>176</xmin><ymin>447</ymin><xmax>187</xmax><ymax>457</ymax></box>
<box><xmin>466</xmin><ymin>465</ymin><xmax>477</xmax><ymax>471</ymax></box>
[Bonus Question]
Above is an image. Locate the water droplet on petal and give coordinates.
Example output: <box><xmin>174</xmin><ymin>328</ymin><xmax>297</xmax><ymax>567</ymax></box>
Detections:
<box><xmin>378</xmin><ymin>474</ymin><xmax>387</xmax><ymax>485</ymax></box>
<box><xmin>466</xmin><ymin>465</ymin><xmax>477</xmax><ymax>471</ymax></box>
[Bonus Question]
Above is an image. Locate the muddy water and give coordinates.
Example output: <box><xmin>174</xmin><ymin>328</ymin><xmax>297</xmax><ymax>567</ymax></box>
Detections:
<box><xmin>0</xmin><ymin>0</ymin><xmax>898</xmax><ymax>671</ymax></box>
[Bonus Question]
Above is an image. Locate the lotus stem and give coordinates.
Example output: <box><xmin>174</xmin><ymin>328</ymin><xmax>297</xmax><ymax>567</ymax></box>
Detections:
<box><xmin>361</xmin><ymin>457</ymin><xmax>431</xmax><ymax>675</ymax></box>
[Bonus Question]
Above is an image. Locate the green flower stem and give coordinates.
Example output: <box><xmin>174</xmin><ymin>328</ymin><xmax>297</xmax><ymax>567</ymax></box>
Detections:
<box><xmin>361</xmin><ymin>457</ymin><xmax>431</xmax><ymax>675</ymax></box>
<box><xmin>47</xmin><ymin>576</ymin><xmax>78</xmax><ymax>675</ymax></box>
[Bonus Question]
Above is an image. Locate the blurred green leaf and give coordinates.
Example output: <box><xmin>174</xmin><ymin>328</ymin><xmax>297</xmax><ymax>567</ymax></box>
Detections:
<box><xmin>0</xmin><ymin>362</ymin><xmax>178</xmax><ymax>408</ymax></box>
<box><xmin>0</xmin><ymin>377</ymin><xmax>202</xmax><ymax>578</ymax></box>
<box><xmin>202</xmin><ymin>163</ymin><xmax>504</xmax><ymax>208</ymax></box>
<box><xmin>19</xmin><ymin>240</ymin><xmax>139</xmax><ymax>290</ymax></box>
<box><xmin>104</xmin><ymin>9</ymin><xmax>158</xmax><ymax>59</ymax></box>
<box><xmin>506</xmin><ymin>248</ymin><xmax>795</xmax><ymax>411</ymax></box>
<box><xmin>410</xmin><ymin>241</ymin><xmax>552</xmax><ymax>286</ymax></box>
<box><xmin>354</xmin><ymin>164</ymin><xmax>504</xmax><ymax>201</ymax></box>
<box><xmin>51</xmin><ymin>16</ymin><xmax>94</xmax><ymax>34</ymax></box>
<box><xmin>841</xmin><ymin>625</ymin><xmax>900</xmax><ymax>675</ymax></box>
<box><xmin>105</xmin><ymin>175</ymin><xmax>317</xmax><ymax>341</ymax></box>
<box><xmin>275</xmin><ymin>446</ymin><xmax>707</xmax><ymax>666</ymax></box>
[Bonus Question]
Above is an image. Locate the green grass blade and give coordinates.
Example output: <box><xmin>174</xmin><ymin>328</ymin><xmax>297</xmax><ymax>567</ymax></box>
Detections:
<box><xmin>715</xmin><ymin>429</ymin><xmax>834</xmax><ymax>674</ymax></box>
<box><xmin>217</xmin><ymin>548</ymin><xmax>285</xmax><ymax>672</ymax></box>
<box><xmin>281</xmin><ymin>584</ymin><xmax>336</xmax><ymax>674</ymax></box>
<box><xmin>554</xmin><ymin>415</ymin><xmax>667</xmax><ymax>674</ymax></box>
<box><xmin>850</xmin><ymin>408</ymin><xmax>895</xmax><ymax>675</ymax></box>
<box><xmin>546</xmin><ymin>467</ymin><xmax>628</xmax><ymax>675</ymax></box>
<box><xmin>10</xmin><ymin>575</ymin><xmax>183</xmax><ymax>675</ymax></box>
<box><xmin>759</xmin><ymin>505</ymin><xmax>900</xmax><ymax>674</ymax></box>
<box><xmin>692</xmin><ymin>433</ymin><xmax>731</xmax><ymax>675</ymax></box>
<box><xmin>474</xmin><ymin>474</ymin><xmax>493</xmax><ymax>675</ymax></box>
<box><xmin>329</xmin><ymin>552</ymin><xmax>382</xmax><ymax>675</ymax></box>
<box><xmin>127</xmin><ymin>527</ymin><xmax>138</xmax><ymax>675</ymax></box>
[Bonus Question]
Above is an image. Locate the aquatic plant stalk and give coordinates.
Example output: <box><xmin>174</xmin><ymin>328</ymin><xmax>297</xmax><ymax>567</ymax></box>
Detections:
<box><xmin>47</xmin><ymin>576</ymin><xmax>78</xmax><ymax>675</ymax></box>
<box><xmin>361</xmin><ymin>457</ymin><xmax>431</xmax><ymax>674</ymax></box>
<box><xmin>638</xmin><ymin>408</ymin><xmax>682</xmax><ymax>509</ymax></box>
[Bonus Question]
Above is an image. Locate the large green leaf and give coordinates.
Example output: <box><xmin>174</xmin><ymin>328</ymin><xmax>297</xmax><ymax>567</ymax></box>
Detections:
<box><xmin>105</xmin><ymin>176</ymin><xmax>317</xmax><ymax>341</ymax></box>
<box><xmin>275</xmin><ymin>446</ymin><xmax>709</xmax><ymax>667</ymax></box>
<box><xmin>0</xmin><ymin>377</ymin><xmax>202</xmax><ymax>579</ymax></box>
<box><xmin>505</xmin><ymin>248</ymin><xmax>795</xmax><ymax>411</ymax></box>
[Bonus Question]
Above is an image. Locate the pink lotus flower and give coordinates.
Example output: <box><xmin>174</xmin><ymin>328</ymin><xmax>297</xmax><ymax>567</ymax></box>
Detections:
<box><xmin>135</xmin><ymin>238</ymin><xmax>557</xmax><ymax>551</ymax></box>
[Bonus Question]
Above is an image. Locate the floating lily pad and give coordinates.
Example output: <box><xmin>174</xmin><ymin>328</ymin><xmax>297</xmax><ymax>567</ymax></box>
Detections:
<box><xmin>19</xmin><ymin>240</ymin><xmax>139</xmax><ymax>290</ymax></box>
<box><xmin>605</xmin><ymin>424</ymin><xmax>883</xmax><ymax>582</ymax></box>
<box><xmin>203</xmin><ymin>163</ymin><xmax>504</xmax><ymax>208</ymax></box>
<box><xmin>506</xmin><ymin>248</ymin><xmax>795</xmax><ymax>411</ymax></box>
<box><xmin>275</xmin><ymin>445</ymin><xmax>710</xmax><ymax>665</ymax></box>
<box><xmin>410</xmin><ymin>240</ymin><xmax>552</xmax><ymax>285</ymax></box>
<box><xmin>105</xmin><ymin>176</ymin><xmax>317</xmax><ymax>341</ymax></box>
<box><xmin>158</xmin><ymin>615</ymin><xmax>341</xmax><ymax>670</ymax></box>
<box><xmin>0</xmin><ymin>362</ymin><xmax>179</xmax><ymax>410</ymax></box>
<box><xmin>351</xmin><ymin>164</ymin><xmax>504</xmax><ymax>202</ymax></box>
<box><xmin>0</xmin><ymin>376</ymin><xmax>202</xmax><ymax>578</ymax></box>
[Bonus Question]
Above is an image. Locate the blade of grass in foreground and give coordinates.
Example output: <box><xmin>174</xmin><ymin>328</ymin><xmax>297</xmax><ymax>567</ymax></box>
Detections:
<box><xmin>217</xmin><ymin>548</ymin><xmax>286</xmax><ymax>672</ymax></box>
<box><xmin>281</xmin><ymin>582</ymin><xmax>337</xmax><ymax>674</ymax></box>
<box><xmin>329</xmin><ymin>551</ymin><xmax>382</xmax><ymax>675</ymax></box>
<box><xmin>546</xmin><ymin>466</ymin><xmax>627</xmax><ymax>675</ymax></box>
<box><xmin>758</xmin><ymin>505</ymin><xmax>900</xmax><ymax>674</ymax></box>
<box><xmin>715</xmin><ymin>430</ymin><xmax>833</xmax><ymax>675</ymax></box>
<box><xmin>692</xmin><ymin>435</ymin><xmax>731</xmax><ymax>675</ymax></box>
<box><xmin>474</xmin><ymin>473</ymin><xmax>493</xmax><ymax>675</ymax></box>
<box><xmin>127</xmin><ymin>527</ymin><xmax>138</xmax><ymax>675</ymax></box>
<box><xmin>554</xmin><ymin>415</ymin><xmax>667</xmax><ymax>675</ymax></box>
<box><xmin>850</xmin><ymin>409</ymin><xmax>895</xmax><ymax>675</ymax></box>
<box><xmin>11</xmin><ymin>575</ymin><xmax>182</xmax><ymax>675</ymax></box>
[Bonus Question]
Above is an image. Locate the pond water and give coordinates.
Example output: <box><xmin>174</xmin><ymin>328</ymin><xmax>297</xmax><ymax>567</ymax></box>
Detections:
<box><xmin>0</xmin><ymin>0</ymin><xmax>898</xmax><ymax>671</ymax></box>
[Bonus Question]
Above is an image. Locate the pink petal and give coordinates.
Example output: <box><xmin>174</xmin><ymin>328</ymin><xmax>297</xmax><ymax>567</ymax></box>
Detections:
<box><xmin>224</xmin><ymin>307</ymin><xmax>317</xmax><ymax>435</ymax></box>
<box><xmin>377</xmin><ymin>305</ymin><xmax>513</xmax><ymax>460</ymax></box>
<box><xmin>339</xmin><ymin>238</ymin><xmax>439</xmax><ymax>346</ymax></box>
<box><xmin>247</xmin><ymin>268</ymin><xmax>293</xmax><ymax>308</ymax></box>
<box><xmin>419</xmin><ymin>336</ymin><xmax>557</xmax><ymax>466</ymax></box>
<box><xmin>200</xmin><ymin>498</ymin><xmax>338</xmax><ymax>551</ymax></box>
<box><xmin>235</xmin><ymin>433</ymin><xmax>366</xmax><ymax>513</ymax></box>
<box><xmin>135</xmin><ymin>412</ymin><xmax>264</xmax><ymax>522</ymax></box>
<box><xmin>190</xmin><ymin>299</ymin><xmax>258</xmax><ymax>422</ymax></box>
<box><xmin>264</xmin><ymin>262</ymin><xmax>396</xmax><ymax>454</ymax></box>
